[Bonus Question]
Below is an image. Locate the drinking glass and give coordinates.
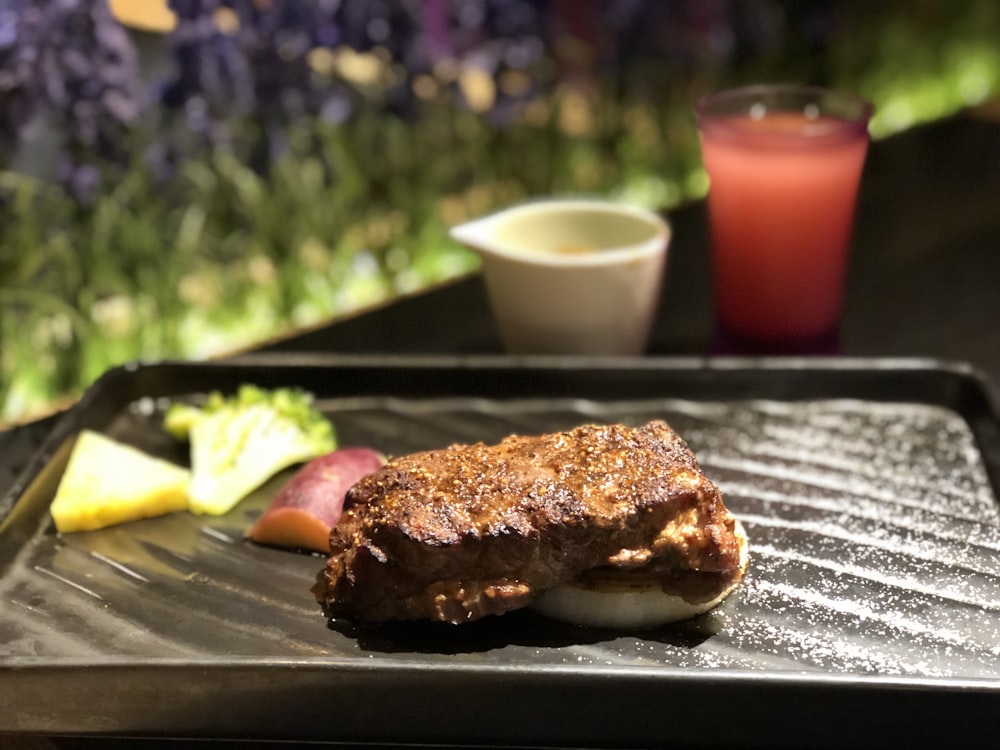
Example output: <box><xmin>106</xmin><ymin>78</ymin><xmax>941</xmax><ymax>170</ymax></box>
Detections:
<box><xmin>696</xmin><ymin>84</ymin><xmax>873</xmax><ymax>354</ymax></box>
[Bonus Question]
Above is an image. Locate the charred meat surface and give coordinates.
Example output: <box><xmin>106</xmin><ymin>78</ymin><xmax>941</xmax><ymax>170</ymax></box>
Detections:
<box><xmin>316</xmin><ymin>420</ymin><xmax>744</xmax><ymax>624</ymax></box>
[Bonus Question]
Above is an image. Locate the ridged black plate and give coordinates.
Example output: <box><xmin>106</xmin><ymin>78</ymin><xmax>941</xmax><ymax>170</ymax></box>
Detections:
<box><xmin>1</xmin><ymin>355</ymin><xmax>999</xmax><ymax>749</ymax></box>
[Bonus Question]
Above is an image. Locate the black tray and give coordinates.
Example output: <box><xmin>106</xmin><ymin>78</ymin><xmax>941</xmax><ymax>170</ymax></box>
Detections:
<box><xmin>2</xmin><ymin>355</ymin><xmax>999</xmax><ymax>749</ymax></box>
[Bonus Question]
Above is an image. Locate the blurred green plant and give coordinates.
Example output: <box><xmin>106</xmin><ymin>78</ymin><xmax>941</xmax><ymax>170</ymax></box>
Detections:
<box><xmin>0</xmin><ymin>76</ymin><xmax>712</xmax><ymax>423</ymax></box>
<box><xmin>3</xmin><ymin>0</ymin><xmax>1000</xmax><ymax>424</ymax></box>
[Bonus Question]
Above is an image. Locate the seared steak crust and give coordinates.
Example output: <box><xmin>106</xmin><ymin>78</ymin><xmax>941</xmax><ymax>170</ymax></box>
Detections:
<box><xmin>317</xmin><ymin>420</ymin><xmax>744</xmax><ymax>623</ymax></box>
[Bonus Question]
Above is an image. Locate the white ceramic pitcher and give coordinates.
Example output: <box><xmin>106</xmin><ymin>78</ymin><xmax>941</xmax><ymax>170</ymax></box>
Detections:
<box><xmin>450</xmin><ymin>198</ymin><xmax>671</xmax><ymax>355</ymax></box>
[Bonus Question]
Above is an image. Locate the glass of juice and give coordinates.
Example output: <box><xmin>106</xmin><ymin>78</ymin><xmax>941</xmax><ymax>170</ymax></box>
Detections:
<box><xmin>696</xmin><ymin>85</ymin><xmax>873</xmax><ymax>354</ymax></box>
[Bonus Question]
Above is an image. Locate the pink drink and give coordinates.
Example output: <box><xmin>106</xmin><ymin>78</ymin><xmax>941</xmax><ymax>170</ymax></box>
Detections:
<box><xmin>697</xmin><ymin>87</ymin><xmax>872</xmax><ymax>349</ymax></box>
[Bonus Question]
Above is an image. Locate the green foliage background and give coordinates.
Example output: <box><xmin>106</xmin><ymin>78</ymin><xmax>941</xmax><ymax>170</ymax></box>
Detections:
<box><xmin>3</xmin><ymin>1</ymin><xmax>1000</xmax><ymax>424</ymax></box>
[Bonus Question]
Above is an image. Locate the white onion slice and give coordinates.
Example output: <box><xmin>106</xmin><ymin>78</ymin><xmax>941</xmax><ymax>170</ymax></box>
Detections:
<box><xmin>531</xmin><ymin>520</ymin><xmax>748</xmax><ymax>629</ymax></box>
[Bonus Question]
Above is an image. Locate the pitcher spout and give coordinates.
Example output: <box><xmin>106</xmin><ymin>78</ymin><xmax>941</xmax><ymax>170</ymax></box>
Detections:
<box><xmin>448</xmin><ymin>214</ymin><xmax>502</xmax><ymax>256</ymax></box>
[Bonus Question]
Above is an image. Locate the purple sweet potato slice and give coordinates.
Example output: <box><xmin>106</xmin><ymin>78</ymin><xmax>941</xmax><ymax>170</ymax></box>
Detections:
<box><xmin>248</xmin><ymin>447</ymin><xmax>385</xmax><ymax>553</ymax></box>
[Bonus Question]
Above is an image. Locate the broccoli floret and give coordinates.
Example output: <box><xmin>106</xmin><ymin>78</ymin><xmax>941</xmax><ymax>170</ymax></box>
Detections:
<box><xmin>163</xmin><ymin>403</ymin><xmax>205</xmax><ymax>440</ymax></box>
<box><xmin>164</xmin><ymin>384</ymin><xmax>336</xmax><ymax>516</ymax></box>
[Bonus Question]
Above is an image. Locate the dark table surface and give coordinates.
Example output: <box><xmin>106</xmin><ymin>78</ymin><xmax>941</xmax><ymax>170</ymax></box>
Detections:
<box><xmin>2</xmin><ymin>109</ymin><xmax>1000</xmax><ymax>750</ymax></box>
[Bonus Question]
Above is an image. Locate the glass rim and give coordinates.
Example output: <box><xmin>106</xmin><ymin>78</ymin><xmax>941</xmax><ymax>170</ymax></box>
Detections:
<box><xmin>695</xmin><ymin>83</ymin><xmax>874</xmax><ymax>133</ymax></box>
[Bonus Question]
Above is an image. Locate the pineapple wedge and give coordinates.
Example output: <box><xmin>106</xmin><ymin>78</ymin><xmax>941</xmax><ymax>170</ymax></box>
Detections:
<box><xmin>50</xmin><ymin>430</ymin><xmax>191</xmax><ymax>533</ymax></box>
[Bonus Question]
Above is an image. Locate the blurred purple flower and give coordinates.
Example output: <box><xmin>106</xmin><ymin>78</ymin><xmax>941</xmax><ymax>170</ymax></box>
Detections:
<box><xmin>0</xmin><ymin>0</ymin><xmax>143</xmax><ymax>194</ymax></box>
<box><xmin>0</xmin><ymin>4</ymin><xmax>43</xmax><ymax>161</ymax></box>
<box><xmin>57</xmin><ymin>159</ymin><xmax>102</xmax><ymax>206</ymax></box>
<box><xmin>0</xmin><ymin>0</ymin><xmax>845</xmax><ymax>194</ymax></box>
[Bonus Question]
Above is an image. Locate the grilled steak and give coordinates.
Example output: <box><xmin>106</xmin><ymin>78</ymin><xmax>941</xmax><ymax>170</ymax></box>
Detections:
<box><xmin>316</xmin><ymin>420</ymin><xmax>745</xmax><ymax>624</ymax></box>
